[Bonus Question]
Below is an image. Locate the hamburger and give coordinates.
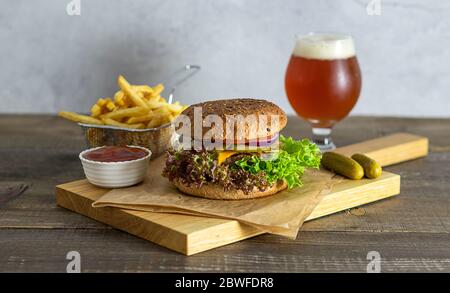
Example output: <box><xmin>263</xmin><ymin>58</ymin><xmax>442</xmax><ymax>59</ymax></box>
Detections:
<box><xmin>162</xmin><ymin>98</ymin><xmax>321</xmax><ymax>200</ymax></box>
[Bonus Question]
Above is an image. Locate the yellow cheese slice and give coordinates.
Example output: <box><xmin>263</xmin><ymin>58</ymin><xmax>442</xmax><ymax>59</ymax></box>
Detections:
<box><xmin>217</xmin><ymin>151</ymin><xmax>238</xmax><ymax>165</ymax></box>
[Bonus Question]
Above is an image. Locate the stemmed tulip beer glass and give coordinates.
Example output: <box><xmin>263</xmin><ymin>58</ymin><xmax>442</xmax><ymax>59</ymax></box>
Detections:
<box><xmin>285</xmin><ymin>33</ymin><xmax>362</xmax><ymax>150</ymax></box>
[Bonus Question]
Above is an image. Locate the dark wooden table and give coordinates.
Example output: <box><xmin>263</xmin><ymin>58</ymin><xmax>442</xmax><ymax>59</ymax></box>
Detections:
<box><xmin>0</xmin><ymin>115</ymin><xmax>449</xmax><ymax>272</ymax></box>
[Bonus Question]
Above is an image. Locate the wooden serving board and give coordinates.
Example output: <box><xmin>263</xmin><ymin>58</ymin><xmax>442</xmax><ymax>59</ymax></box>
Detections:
<box><xmin>56</xmin><ymin>133</ymin><xmax>428</xmax><ymax>255</ymax></box>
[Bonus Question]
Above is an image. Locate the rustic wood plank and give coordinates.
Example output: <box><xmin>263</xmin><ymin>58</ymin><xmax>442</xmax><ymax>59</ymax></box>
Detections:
<box><xmin>0</xmin><ymin>182</ymin><xmax>29</xmax><ymax>206</ymax></box>
<box><xmin>334</xmin><ymin>133</ymin><xmax>428</xmax><ymax>166</ymax></box>
<box><xmin>0</xmin><ymin>228</ymin><xmax>448</xmax><ymax>273</ymax></box>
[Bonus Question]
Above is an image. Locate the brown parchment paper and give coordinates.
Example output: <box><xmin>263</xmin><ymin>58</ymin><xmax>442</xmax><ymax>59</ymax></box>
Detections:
<box><xmin>92</xmin><ymin>156</ymin><xmax>340</xmax><ymax>239</ymax></box>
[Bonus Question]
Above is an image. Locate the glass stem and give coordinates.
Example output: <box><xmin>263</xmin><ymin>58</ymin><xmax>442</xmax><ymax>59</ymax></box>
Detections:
<box><xmin>312</xmin><ymin>127</ymin><xmax>336</xmax><ymax>151</ymax></box>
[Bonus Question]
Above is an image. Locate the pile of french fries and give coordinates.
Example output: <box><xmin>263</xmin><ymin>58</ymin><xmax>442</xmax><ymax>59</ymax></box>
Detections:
<box><xmin>59</xmin><ymin>75</ymin><xmax>188</xmax><ymax>129</ymax></box>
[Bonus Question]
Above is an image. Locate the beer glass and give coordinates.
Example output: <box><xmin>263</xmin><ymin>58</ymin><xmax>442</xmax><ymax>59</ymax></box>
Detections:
<box><xmin>285</xmin><ymin>33</ymin><xmax>362</xmax><ymax>150</ymax></box>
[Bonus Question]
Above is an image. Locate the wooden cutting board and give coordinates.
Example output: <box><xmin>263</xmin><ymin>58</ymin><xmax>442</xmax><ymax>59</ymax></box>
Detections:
<box><xmin>55</xmin><ymin>133</ymin><xmax>428</xmax><ymax>255</ymax></box>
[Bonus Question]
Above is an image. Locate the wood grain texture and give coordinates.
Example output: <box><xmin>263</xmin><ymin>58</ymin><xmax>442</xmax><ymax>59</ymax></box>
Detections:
<box><xmin>55</xmin><ymin>180</ymin><xmax>261</xmax><ymax>255</ymax></box>
<box><xmin>334</xmin><ymin>133</ymin><xmax>428</xmax><ymax>166</ymax></box>
<box><xmin>0</xmin><ymin>228</ymin><xmax>448</xmax><ymax>272</ymax></box>
<box><xmin>0</xmin><ymin>115</ymin><xmax>449</xmax><ymax>271</ymax></box>
<box><xmin>55</xmin><ymin>171</ymin><xmax>400</xmax><ymax>255</ymax></box>
<box><xmin>306</xmin><ymin>173</ymin><xmax>400</xmax><ymax>220</ymax></box>
<box><xmin>0</xmin><ymin>181</ymin><xmax>29</xmax><ymax>206</ymax></box>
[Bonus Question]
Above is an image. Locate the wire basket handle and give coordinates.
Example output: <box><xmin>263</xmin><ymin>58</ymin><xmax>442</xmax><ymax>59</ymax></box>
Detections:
<box><xmin>165</xmin><ymin>65</ymin><xmax>201</xmax><ymax>104</ymax></box>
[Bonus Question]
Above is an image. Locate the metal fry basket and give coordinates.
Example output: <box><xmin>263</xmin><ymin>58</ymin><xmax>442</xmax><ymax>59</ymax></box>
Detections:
<box><xmin>79</xmin><ymin>122</ymin><xmax>174</xmax><ymax>158</ymax></box>
<box><xmin>77</xmin><ymin>64</ymin><xmax>200</xmax><ymax>159</ymax></box>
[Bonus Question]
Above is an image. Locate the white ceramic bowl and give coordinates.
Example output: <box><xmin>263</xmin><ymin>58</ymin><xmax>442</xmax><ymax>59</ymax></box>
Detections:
<box><xmin>79</xmin><ymin>146</ymin><xmax>152</xmax><ymax>188</ymax></box>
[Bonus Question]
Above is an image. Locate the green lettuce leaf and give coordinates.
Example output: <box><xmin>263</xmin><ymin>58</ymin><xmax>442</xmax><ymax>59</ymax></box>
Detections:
<box><xmin>234</xmin><ymin>135</ymin><xmax>321</xmax><ymax>189</ymax></box>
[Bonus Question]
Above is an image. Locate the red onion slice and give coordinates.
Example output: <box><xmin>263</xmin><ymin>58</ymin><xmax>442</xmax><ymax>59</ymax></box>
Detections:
<box><xmin>190</xmin><ymin>133</ymin><xmax>279</xmax><ymax>150</ymax></box>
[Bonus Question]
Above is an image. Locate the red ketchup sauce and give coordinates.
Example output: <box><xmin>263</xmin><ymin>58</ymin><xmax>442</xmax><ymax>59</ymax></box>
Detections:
<box><xmin>83</xmin><ymin>146</ymin><xmax>148</xmax><ymax>162</ymax></box>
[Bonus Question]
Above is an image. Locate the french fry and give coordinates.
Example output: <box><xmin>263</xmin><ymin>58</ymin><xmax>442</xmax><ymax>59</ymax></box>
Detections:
<box><xmin>160</xmin><ymin>115</ymin><xmax>171</xmax><ymax>125</ymax></box>
<box><xmin>101</xmin><ymin>117</ymin><xmax>145</xmax><ymax>129</ymax></box>
<box><xmin>105</xmin><ymin>100</ymin><xmax>116</xmax><ymax>111</ymax></box>
<box><xmin>101</xmin><ymin>106</ymin><xmax>147</xmax><ymax>119</ymax></box>
<box><xmin>132</xmin><ymin>85</ymin><xmax>154</xmax><ymax>95</ymax></box>
<box><xmin>151</xmin><ymin>83</ymin><xmax>164</xmax><ymax>97</ymax></box>
<box><xmin>147</xmin><ymin>95</ymin><xmax>160</xmax><ymax>103</ymax></box>
<box><xmin>147</xmin><ymin>116</ymin><xmax>162</xmax><ymax>128</ymax></box>
<box><xmin>127</xmin><ymin>112</ymin><xmax>155</xmax><ymax>124</ymax></box>
<box><xmin>167</xmin><ymin>102</ymin><xmax>183</xmax><ymax>113</ymax></box>
<box><xmin>116</xmin><ymin>98</ymin><xmax>129</xmax><ymax>108</ymax></box>
<box><xmin>114</xmin><ymin>90</ymin><xmax>123</xmax><ymax>99</ymax></box>
<box><xmin>147</xmin><ymin>100</ymin><xmax>167</xmax><ymax>110</ymax></box>
<box><xmin>114</xmin><ymin>91</ymin><xmax>125</xmax><ymax>104</ymax></box>
<box><xmin>90</xmin><ymin>104</ymin><xmax>102</xmax><ymax>117</ymax></box>
<box><xmin>59</xmin><ymin>111</ymin><xmax>103</xmax><ymax>125</ymax></box>
<box><xmin>118</xmin><ymin>75</ymin><xmax>149</xmax><ymax>109</ymax></box>
<box><xmin>154</xmin><ymin>106</ymin><xmax>170</xmax><ymax>115</ymax></box>
<box><xmin>96</xmin><ymin>98</ymin><xmax>107</xmax><ymax>107</ymax></box>
<box><xmin>60</xmin><ymin>75</ymin><xmax>188</xmax><ymax>130</ymax></box>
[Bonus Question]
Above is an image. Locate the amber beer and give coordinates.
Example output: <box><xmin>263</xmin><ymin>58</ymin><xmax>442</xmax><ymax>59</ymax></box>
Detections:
<box><xmin>285</xmin><ymin>34</ymin><xmax>361</xmax><ymax>129</ymax></box>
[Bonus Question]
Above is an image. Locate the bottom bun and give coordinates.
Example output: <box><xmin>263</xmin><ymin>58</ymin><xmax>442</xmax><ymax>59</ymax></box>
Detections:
<box><xmin>172</xmin><ymin>179</ymin><xmax>288</xmax><ymax>200</ymax></box>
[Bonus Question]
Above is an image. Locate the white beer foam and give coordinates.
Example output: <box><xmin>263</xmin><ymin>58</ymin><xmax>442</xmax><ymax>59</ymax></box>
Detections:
<box><xmin>293</xmin><ymin>34</ymin><xmax>356</xmax><ymax>60</ymax></box>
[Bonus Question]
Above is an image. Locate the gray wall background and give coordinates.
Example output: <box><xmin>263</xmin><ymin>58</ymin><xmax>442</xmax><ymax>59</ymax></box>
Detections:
<box><xmin>1</xmin><ymin>0</ymin><xmax>449</xmax><ymax>117</ymax></box>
